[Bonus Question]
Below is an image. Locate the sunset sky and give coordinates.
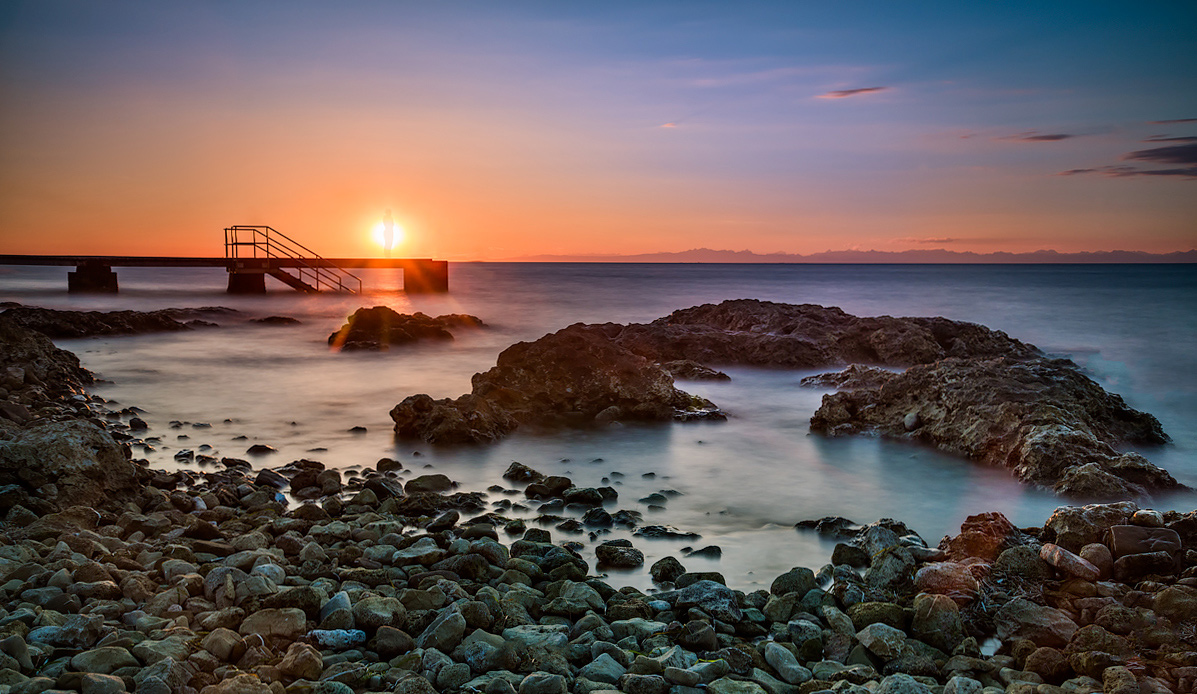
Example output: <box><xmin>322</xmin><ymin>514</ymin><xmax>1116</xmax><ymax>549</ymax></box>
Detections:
<box><xmin>1</xmin><ymin>2</ymin><xmax>1194</xmax><ymax>260</ymax></box>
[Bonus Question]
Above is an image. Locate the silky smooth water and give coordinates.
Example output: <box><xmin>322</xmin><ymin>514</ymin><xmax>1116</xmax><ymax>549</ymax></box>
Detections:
<box><xmin>3</xmin><ymin>263</ymin><xmax>1195</xmax><ymax>591</ymax></box>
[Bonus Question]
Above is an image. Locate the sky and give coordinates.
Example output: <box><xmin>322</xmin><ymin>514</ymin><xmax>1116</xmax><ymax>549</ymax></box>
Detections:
<box><xmin>1</xmin><ymin>1</ymin><xmax>1195</xmax><ymax>260</ymax></box>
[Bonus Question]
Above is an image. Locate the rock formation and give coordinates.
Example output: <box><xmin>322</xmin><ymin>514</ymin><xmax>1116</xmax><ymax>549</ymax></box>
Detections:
<box><xmin>391</xmin><ymin>324</ymin><xmax>722</xmax><ymax>443</ymax></box>
<box><xmin>329</xmin><ymin>306</ymin><xmax>484</xmax><ymax>351</ymax></box>
<box><xmin>0</xmin><ymin>305</ymin><xmax>235</xmax><ymax>338</ymax></box>
<box><xmin>612</xmin><ymin>299</ymin><xmax>1039</xmax><ymax>368</ymax></box>
<box><xmin>807</xmin><ymin>357</ymin><xmax>1179</xmax><ymax>500</ymax></box>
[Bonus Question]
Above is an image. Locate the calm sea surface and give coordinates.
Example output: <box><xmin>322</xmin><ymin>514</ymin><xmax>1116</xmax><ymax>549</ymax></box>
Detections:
<box><xmin>3</xmin><ymin>263</ymin><xmax>1195</xmax><ymax>591</ymax></box>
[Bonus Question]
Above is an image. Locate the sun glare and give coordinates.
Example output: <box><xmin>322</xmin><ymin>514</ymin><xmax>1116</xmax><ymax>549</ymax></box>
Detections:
<box><xmin>373</xmin><ymin>221</ymin><xmax>404</xmax><ymax>251</ymax></box>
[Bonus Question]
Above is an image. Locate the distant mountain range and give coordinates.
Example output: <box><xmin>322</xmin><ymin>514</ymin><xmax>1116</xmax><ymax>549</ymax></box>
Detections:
<box><xmin>504</xmin><ymin>248</ymin><xmax>1197</xmax><ymax>263</ymax></box>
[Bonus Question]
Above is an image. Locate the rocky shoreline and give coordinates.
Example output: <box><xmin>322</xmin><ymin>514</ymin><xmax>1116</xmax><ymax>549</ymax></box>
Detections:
<box><xmin>1</xmin><ymin>307</ymin><xmax>1196</xmax><ymax>694</ymax></box>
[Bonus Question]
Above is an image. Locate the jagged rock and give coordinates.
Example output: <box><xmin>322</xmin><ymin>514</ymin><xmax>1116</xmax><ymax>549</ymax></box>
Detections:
<box><xmin>810</xmin><ymin>357</ymin><xmax>1176</xmax><ymax>500</ymax></box>
<box><xmin>661</xmin><ymin>360</ymin><xmax>730</xmax><ymax>381</ymax></box>
<box><xmin>801</xmin><ymin>364</ymin><xmax>898</xmax><ymax>390</ymax></box>
<box><xmin>329</xmin><ymin>307</ymin><xmax>483</xmax><ymax>350</ymax></box>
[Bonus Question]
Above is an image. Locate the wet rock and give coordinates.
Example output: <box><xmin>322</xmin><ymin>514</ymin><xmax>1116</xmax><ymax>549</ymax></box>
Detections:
<box><xmin>670</xmin><ymin>580</ymin><xmax>743</xmax><ymax>622</ymax></box>
<box><xmin>596</xmin><ymin>540</ymin><xmax>645</xmax><ymax>568</ymax></box>
<box><xmin>650</xmin><ymin>556</ymin><xmax>686</xmax><ymax>584</ymax></box>
<box><xmin>329</xmin><ymin>307</ymin><xmax>483</xmax><ymax>350</ymax></box>
<box><xmin>771</xmin><ymin>567</ymin><xmax>817</xmax><ymax>597</ymax></box>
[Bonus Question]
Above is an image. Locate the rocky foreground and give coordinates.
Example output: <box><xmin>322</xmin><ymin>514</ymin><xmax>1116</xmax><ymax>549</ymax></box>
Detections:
<box><xmin>1</xmin><ymin>446</ymin><xmax>1196</xmax><ymax>694</ymax></box>
<box><xmin>389</xmin><ymin>300</ymin><xmax>1177</xmax><ymax>501</ymax></box>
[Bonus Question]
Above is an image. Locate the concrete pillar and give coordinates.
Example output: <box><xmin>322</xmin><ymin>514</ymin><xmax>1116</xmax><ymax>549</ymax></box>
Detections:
<box><xmin>227</xmin><ymin>271</ymin><xmax>266</xmax><ymax>293</ymax></box>
<box><xmin>404</xmin><ymin>261</ymin><xmax>449</xmax><ymax>292</ymax></box>
<box><xmin>68</xmin><ymin>263</ymin><xmax>118</xmax><ymax>293</ymax></box>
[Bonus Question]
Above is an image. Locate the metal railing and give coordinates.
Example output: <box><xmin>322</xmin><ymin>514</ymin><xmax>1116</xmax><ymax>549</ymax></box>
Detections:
<box><xmin>224</xmin><ymin>225</ymin><xmax>362</xmax><ymax>293</ymax></box>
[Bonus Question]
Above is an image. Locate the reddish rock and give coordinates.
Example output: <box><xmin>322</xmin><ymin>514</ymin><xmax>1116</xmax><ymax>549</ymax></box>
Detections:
<box><xmin>940</xmin><ymin>512</ymin><xmax>1024</xmax><ymax>561</ymax></box>
<box><xmin>1040</xmin><ymin>543</ymin><xmax>1100</xmax><ymax>582</ymax></box>
<box><xmin>913</xmin><ymin>562</ymin><xmax>979</xmax><ymax>603</ymax></box>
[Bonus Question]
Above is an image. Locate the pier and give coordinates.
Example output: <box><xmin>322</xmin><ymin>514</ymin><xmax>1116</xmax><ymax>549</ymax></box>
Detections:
<box><xmin>0</xmin><ymin>226</ymin><xmax>449</xmax><ymax>293</ymax></box>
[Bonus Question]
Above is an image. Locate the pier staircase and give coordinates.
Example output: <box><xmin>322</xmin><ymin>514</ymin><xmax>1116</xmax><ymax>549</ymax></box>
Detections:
<box><xmin>224</xmin><ymin>225</ymin><xmax>362</xmax><ymax>293</ymax></box>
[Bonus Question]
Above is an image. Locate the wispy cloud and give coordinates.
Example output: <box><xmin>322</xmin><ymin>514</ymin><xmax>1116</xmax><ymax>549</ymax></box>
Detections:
<box><xmin>999</xmin><ymin>131</ymin><xmax>1076</xmax><ymax>142</ymax></box>
<box><xmin>660</xmin><ymin>122</ymin><xmax>678</xmax><ymax>129</ymax></box>
<box><xmin>1059</xmin><ymin>166</ymin><xmax>1197</xmax><ymax>178</ymax></box>
<box><xmin>816</xmin><ymin>86</ymin><xmax>888</xmax><ymax>99</ymax></box>
<box><xmin>1143</xmin><ymin>135</ymin><xmax>1197</xmax><ymax>142</ymax></box>
<box><xmin>1125</xmin><ymin>142</ymin><xmax>1197</xmax><ymax>165</ymax></box>
<box><xmin>1059</xmin><ymin>142</ymin><xmax>1197</xmax><ymax>179</ymax></box>
<box><xmin>892</xmin><ymin>236</ymin><xmax>1015</xmax><ymax>245</ymax></box>
<box><xmin>1148</xmin><ymin>118</ymin><xmax>1197</xmax><ymax>124</ymax></box>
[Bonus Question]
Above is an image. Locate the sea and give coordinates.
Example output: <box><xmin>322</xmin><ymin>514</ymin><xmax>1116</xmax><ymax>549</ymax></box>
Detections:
<box><xmin>2</xmin><ymin>262</ymin><xmax>1195</xmax><ymax>592</ymax></box>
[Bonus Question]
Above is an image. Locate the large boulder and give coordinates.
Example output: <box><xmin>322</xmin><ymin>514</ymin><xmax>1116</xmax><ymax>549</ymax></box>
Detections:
<box><xmin>810</xmin><ymin>357</ymin><xmax>1177</xmax><ymax>500</ymax></box>
<box><xmin>0</xmin><ymin>419</ymin><xmax>142</xmax><ymax>511</ymax></box>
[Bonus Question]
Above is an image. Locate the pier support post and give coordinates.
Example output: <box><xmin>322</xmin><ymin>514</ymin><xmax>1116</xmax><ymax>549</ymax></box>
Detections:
<box><xmin>68</xmin><ymin>262</ymin><xmax>118</xmax><ymax>293</ymax></box>
<box><xmin>227</xmin><ymin>270</ymin><xmax>266</xmax><ymax>293</ymax></box>
<box><xmin>404</xmin><ymin>260</ymin><xmax>449</xmax><ymax>292</ymax></box>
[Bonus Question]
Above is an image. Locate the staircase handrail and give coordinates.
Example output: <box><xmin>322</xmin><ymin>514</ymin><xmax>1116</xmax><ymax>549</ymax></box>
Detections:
<box><xmin>224</xmin><ymin>225</ymin><xmax>362</xmax><ymax>293</ymax></box>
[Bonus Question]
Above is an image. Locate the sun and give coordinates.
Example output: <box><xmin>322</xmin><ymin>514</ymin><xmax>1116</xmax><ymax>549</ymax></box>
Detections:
<box><xmin>373</xmin><ymin>221</ymin><xmax>404</xmax><ymax>251</ymax></box>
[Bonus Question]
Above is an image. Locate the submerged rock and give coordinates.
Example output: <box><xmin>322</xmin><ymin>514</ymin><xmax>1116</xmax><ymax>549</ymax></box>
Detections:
<box><xmin>810</xmin><ymin>356</ymin><xmax>1178</xmax><ymax>500</ymax></box>
<box><xmin>329</xmin><ymin>306</ymin><xmax>483</xmax><ymax>350</ymax></box>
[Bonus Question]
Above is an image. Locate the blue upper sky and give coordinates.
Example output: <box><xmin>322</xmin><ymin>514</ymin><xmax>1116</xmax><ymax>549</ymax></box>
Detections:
<box><xmin>1</xmin><ymin>1</ymin><xmax>1194</xmax><ymax>258</ymax></box>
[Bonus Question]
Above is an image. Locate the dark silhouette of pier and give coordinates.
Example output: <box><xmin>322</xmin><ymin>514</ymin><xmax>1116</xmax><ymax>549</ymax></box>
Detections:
<box><xmin>0</xmin><ymin>226</ymin><xmax>449</xmax><ymax>293</ymax></box>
